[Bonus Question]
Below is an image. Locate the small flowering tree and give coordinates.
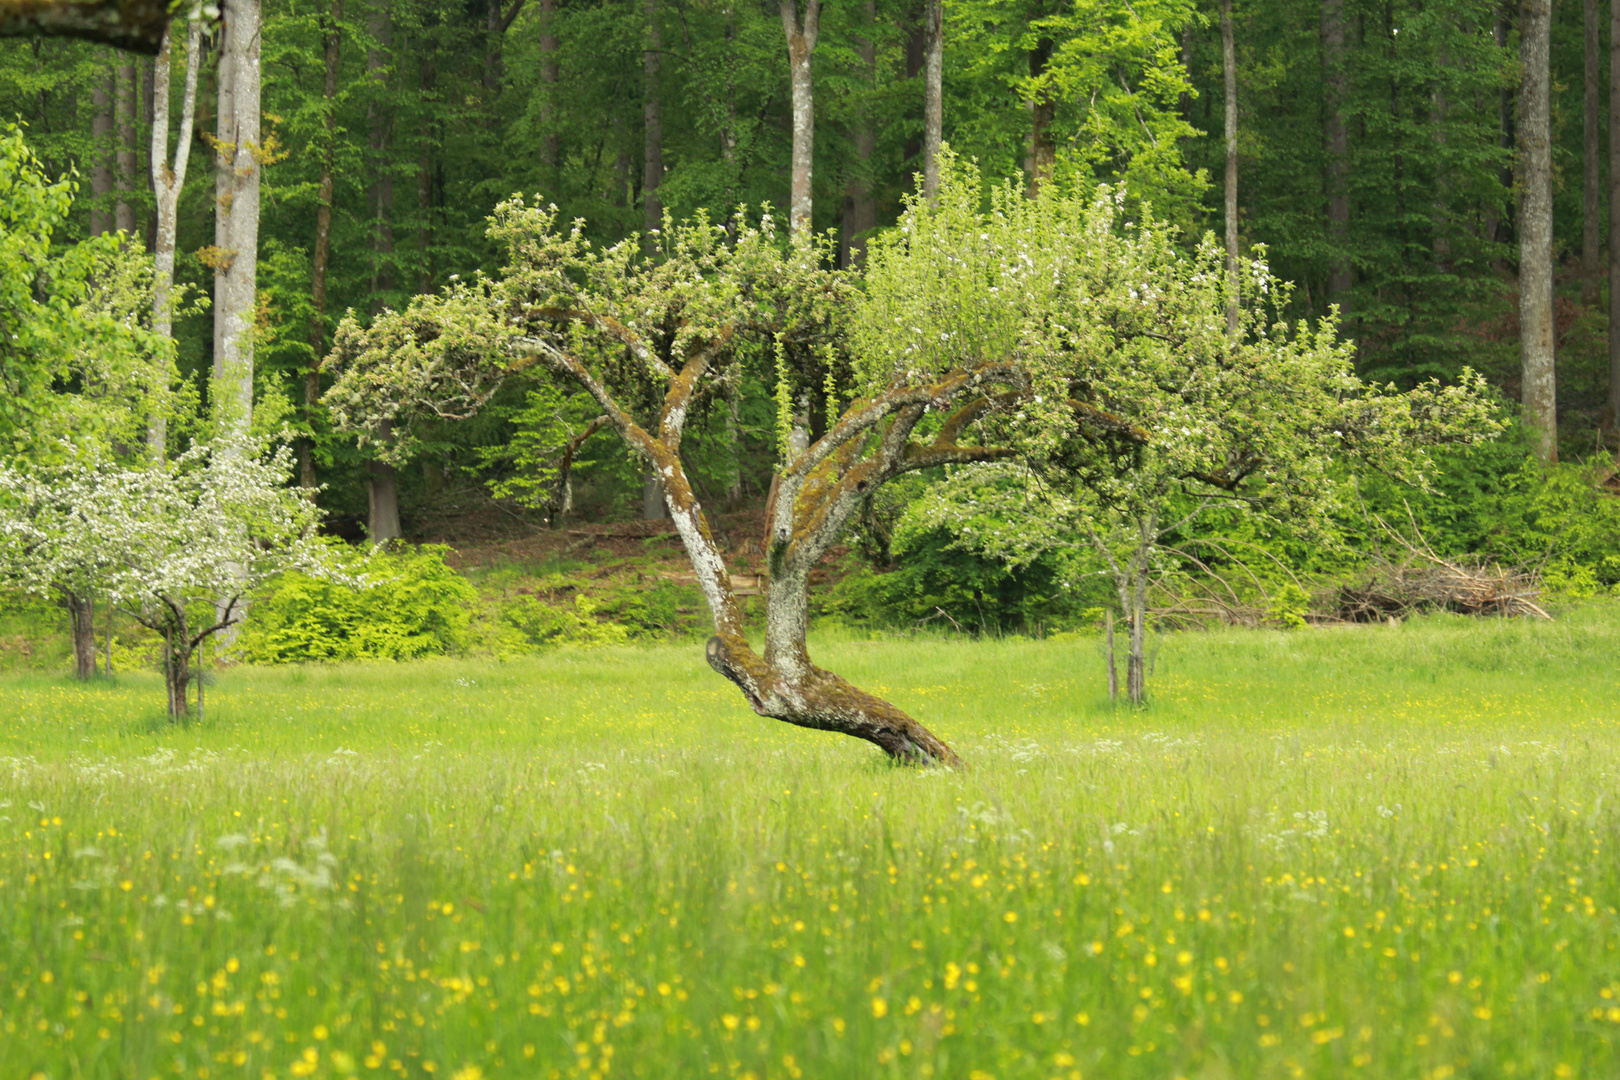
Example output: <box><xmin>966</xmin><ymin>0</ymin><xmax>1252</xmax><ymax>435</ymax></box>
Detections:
<box><xmin>884</xmin><ymin>181</ymin><xmax>1497</xmax><ymax>702</ymax></box>
<box><xmin>0</xmin><ymin>439</ymin><xmax>327</xmax><ymax>717</ymax></box>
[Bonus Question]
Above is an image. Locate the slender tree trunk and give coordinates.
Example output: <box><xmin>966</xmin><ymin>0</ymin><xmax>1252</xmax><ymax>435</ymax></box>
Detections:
<box><xmin>1105</xmin><ymin>607</ymin><xmax>1118</xmax><ymax>702</ymax></box>
<box><xmin>643</xmin><ymin>0</ymin><xmax>662</xmax><ymax>242</ymax></box>
<box><xmin>1026</xmin><ymin>36</ymin><xmax>1055</xmax><ymax>197</ymax></box>
<box><xmin>922</xmin><ymin>0</ymin><xmax>942</xmax><ymax>203</ymax></box>
<box><xmin>1222</xmin><ymin>0</ymin><xmax>1239</xmax><ymax>332</ymax></box>
<box><xmin>720</xmin><ymin>11</ymin><xmax>739</xmax><ymax>214</ymax></box>
<box><xmin>141</xmin><ymin>52</ymin><xmax>156</xmax><ymax>250</ymax></box>
<box><xmin>306</xmin><ymin>0</ymin><xmax>342</xmax><ymax>491</ymax></box>
<box><xmin>539</xmin><ymin>0</ymin><xmax>558</xmax><ymax>177</ymax></box>
<box><xmin>367</xmin><ymin>0</ymin><xmax>395</xmax><ymax>304</ymax></box>
<box><xmin>115</xmin><ymin>60</ymin><xmax>137</xmax><ymax>235</ymax></box>
<box><xmin>163</xmin><ymin>620</ymin><xmax>192</xmax><ymax>719</ymax></box>
<box><xmin>779</xmin><ymin>0</ymin><xmax>821</xmax><ymax>239</ymax></box>
<box><xmin>1585</xmin><ymin>0</ymin><xmax>1603</xmax><ymax>307</ymax></box>
<box><xmin>1321</xmin><ymin>0</ymin><xmax>1351</xmax><ymax>314</ymax></box>
<box><xmin>1610</xmin><ymin>0</ymin><xmax>1620</xmax><ymax>430</ymax></box>
<box><xmin>416</xmin><ymin>54</ymin><xmax>436</xmax><ymax>294</ymax></box>
<box><xmin>212</xmin><ymin>0</ymin><xmax>262</xmax><ymax>437</ymax></box>
<box><xmin>64</xmin><ymin>591</ymin><xmax>95</xmax><ymax>681</ymax></box>
<box><xmin>1127</xmin><ymin>566</ymin><xmax>1147</xmax><ymax>703</ymax></box>
<box><xmin>642</xmin><ymin>472</ymin><xmax>667</xmax><ymax>519</ymax></box>
<box><xmin>1493</xmin><ymin>12</ymin><xmax>1515</xmax><ymax>253</ymax></box>
<box><xmin>91</xmin><ymin>70</ymin><xmax>114</xmax><ymax>235</ymax></box>
<box><xmin>149</xmin><ymin>18</ymin><xmax>202</xmax><ymax>460</ymax></box>
<box><xmin>1519</xmin><ymin>0</ymin><xmax>1557</xmax><ymax>463</ymax></box>
<box><xmin>842</xmin><ymin>0</ymin><xmax>876</xmax><ymax>267</ymax></box>
<box><xmin>367</xmin><ymin>418</ymin><xmax>402</xmax><ymax>542</ymax></box>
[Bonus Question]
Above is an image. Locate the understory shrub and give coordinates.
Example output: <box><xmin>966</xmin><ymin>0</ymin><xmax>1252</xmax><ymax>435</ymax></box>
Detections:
<box><xmin>237</xmin><ymin>544</ymin><xmax>478</xmax><ymax>663</ymax></box>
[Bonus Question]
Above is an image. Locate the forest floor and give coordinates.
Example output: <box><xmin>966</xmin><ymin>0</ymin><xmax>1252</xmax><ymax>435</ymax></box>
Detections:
<box><xmin>1</xmin><ymin>608</ymin><xmax>1617</xmax><ymax>1078</ymax></box>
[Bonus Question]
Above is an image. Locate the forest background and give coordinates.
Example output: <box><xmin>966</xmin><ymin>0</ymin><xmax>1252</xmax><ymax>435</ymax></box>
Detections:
<box><xmin>5</xmin><ymin>0</ymin><xmax>1620</xmax><ymax>662</ymax></box>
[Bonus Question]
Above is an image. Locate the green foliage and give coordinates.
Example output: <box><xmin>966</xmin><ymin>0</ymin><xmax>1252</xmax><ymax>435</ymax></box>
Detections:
<box><xmin>1265</xmin><ymin>581</ymin><xmax>1311</xmax><ymax>629</ymax></box>
<box><xmin>238</xmin><ymin>544</ymin><xmax>477</xmax><ymax>664</ymax></box>
<box><xmin>498</xmin><ymin>592</ymin><xmax>631</xmax><ymax>651</ymax></box>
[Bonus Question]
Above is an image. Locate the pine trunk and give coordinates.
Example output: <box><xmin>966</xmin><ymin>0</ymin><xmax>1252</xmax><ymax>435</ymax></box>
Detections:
<box><xmin>213</xmin><ymin>0</ymin><xmax>262</xmax><ymax>436</ymax></box>
<box><xmin>91</xmin><ymin>70</ymin><xmax>114</xmax><ymax>235</ymax></box>
<box><xmin>779</xmin><ymin>0</ymin><xmax>820</xmax><ymax>239</ymax></box>
<box><xmin>367</xmin><ymin>0</ymin><xmax>396</xmax><ymax>305</ymax></box>
<box><xmin>1519</xmin><ymin>0</ymin><xmax>1557</xmax><ymax>463</ymax></box>
<box><xmin>643</xmin><ymin>0</ymin><xmax>662</xmax><ymax>242</ymax></box>
<box><xmin>841</xmin><ymin>0</ymin><xmax>876</xmax><ymax>268</ymax></box>
<box><xmin>539</xmin><ymin>0</ymin><xmax>558</xmax><ymax>176</ymax></box>
<box><xmin>1610</xmin><ymin>0</ymin><xmax>1620</xmax><ymax>429</ymax></box>
<box><xmin>1222</xmin><ymin>0</ymin><xmax>1239</xmax><ymax>333</ymax></box>
<box><xmin>307</xmin><ymin>0</ymin><xmax>342</xmax><ymax>491</ymax></box>
<box><xmin>1321</xmin><ymin>0</ymin><xmax>1351</xmax><ymax>312</ymax></box>
<box><xmin>1583</xmin><ymin>0</ymin><xmax>1601</xmax><ymax>308</ymax></box>
<box><xmin>115</xmin><ymin>60</ymin><xmax>137</xmax><ymax>235</ymax></box>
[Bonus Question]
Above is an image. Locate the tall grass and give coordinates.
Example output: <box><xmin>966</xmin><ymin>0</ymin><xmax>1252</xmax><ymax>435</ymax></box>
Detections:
<box><xmin>2</xmin><ymin>608</ymin><xmax>1618</xmax><ymax>1079</ymax></box>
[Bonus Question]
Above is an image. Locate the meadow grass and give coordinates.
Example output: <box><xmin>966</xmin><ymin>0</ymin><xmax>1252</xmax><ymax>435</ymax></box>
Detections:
<box><xmin>1</xmin><ymin>608</ymin><xmax>1618</xmax><ymax>1080</ymax></box>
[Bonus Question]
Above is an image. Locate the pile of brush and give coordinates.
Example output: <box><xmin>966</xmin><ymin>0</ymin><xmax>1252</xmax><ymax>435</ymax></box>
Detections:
<box><xmin>1332</xmin><ymin>557</ymin><xmax>1548</xmax><ymax>621</ymax></box>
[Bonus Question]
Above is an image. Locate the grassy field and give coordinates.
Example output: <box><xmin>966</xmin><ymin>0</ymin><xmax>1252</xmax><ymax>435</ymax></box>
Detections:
<box><xmin>2</xmin><ymin>609</ymin><xmax>1618</xmax><ymax>1080</ymax></box>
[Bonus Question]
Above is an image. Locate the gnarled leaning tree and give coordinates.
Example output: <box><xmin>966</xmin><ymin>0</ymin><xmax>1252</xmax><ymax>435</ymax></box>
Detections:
<box><xmin>325</xmin><ymin>161</ymin><xmax>1490</xmax><ymax>765</ymax></box>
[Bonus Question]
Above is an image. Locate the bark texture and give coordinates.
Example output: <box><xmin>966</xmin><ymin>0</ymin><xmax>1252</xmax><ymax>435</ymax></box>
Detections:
<box><xmin>922</xmin><ymin>0</ymin><xmax>942</xmax><ymax>204</ymax></box>
<box><xmin>1584</xmin><ymin>0</ymin><xmax>1602</xmax><ymax>308</ymax></box>
<box><xmin>149</xmin><ymin>18</ymin><xmax>202</xmax><ymax>459</ymax></box>
<box><xmin>64</xmin><ymin>590</ymin><xmax>95</xmax><ymax>681</ymax></box>
<box><xmin>1321</xmin><ymin>0</ymin><xmax>1351</xmax><ymax>311</ymax></box>
<box><xmin>213</xmin><ymin>0</ymin><xmax>262</xmax><ymax>436</ymax></box>
<box><xmin>367</xmin><ymin>0</ymin><xmax>395</xmax><ymax>302</ymax></box>
<box><xmin>1026</xmin><ymin>36</ymin><xmax>1055</xmax><ymax>196</ymax></box>
<box><xmin>1611</xmin><ymin>0</ymin><xmax>1620</xmax><ymax>429</ymax></box>
<box><xmin>1519</xmin><ymin>0</ymin><xmax>1557</xmax><ymax>463</ymax></box>
<box><xmin>779</xmin><ymin>0</ymin><xmax>820</xmax><ymax>238</ymax></box>
<box><xmin>368</xmin><ymin>418</ymin><xmax>402</xmax><ymax>542</ymax></box>
<box><xmin>643</xmin><ymin>0</ymin><xmax>662</xmax><ymax>244</ymax></box>
<box><xmin>307</xmin><ymin>0</ymin><xmax>342</xmax><ymax>490</ymax></box>
<box><xmin>90</xmin><ymin>69</ymin><xmax>113</xmax><ymax>235</ymax></box>
<box><xmin>1222</xmin><ymin>0</ymin><xmax>1238</xmax><ymax>331</ymax></box>
<box><xmin>115</xmin><ymin>59</ymin><xmax>137</xmax><ymax>234</ymax></box>
<box><xmin>520</xmin><ymin>333</ymin><xmax>1024</xmax><ymax>765</ymax></box>
<box><xmin>539</xmin><ymin>0</ymin><xmax>558</xmax><ymax>174</ymax></box>
<box><xmin>841</xmin><ymin>0</ymin><xmax>876</xmax><ymax>268</ymax></box>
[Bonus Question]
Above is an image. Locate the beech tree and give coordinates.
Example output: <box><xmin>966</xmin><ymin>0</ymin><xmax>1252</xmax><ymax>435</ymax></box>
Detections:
<box><xmin>0</xmin><ymin>439</ymin><xmax>326</xmax><ymax>717</ymax></box>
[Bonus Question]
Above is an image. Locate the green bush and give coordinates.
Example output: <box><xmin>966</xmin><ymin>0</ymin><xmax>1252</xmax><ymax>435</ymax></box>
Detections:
<box><xmin>238</xmin><ymin>544</ymin><xmax>479</xmax><ymax>663</ymax></box>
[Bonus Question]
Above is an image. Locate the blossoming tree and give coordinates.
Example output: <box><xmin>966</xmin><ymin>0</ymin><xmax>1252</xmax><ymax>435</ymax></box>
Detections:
<box><xmin>325</xmin><ymin>159</ymin><xmax>1492</xmax><ymax>761</ymax></box>
<box><xmin>0</xmin><ymin>440</ymin><xmax>326</xmax><ymax>717</ymax></box>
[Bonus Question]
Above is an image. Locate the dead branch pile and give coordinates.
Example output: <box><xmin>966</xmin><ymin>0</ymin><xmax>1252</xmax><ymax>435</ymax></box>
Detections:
<box><xmin>1331</xmin><ymin>558</ymin><xmax>1548</xmax><ymax>621</ymax></box>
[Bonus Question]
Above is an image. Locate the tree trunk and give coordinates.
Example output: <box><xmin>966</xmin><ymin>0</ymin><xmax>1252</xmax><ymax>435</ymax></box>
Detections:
<box><xmin>1610</xmin><ymin>0</ymin><xmax>1620</xmax><ymax>430</ymax></box>
<box><xmin>164</xmin><ymin>627</ymin><xmax>191</xmax><ymax>718</ymax></box>
<box><xmin>779</xmin><ymin>0</ymin><xmax>820</xmax><ymax>239</ymax></box>
<box><xmin>64</xmin><ymin>590</ymin><xmax>95</xmax><ymax>680</ymax></box>
<box><xmin>1583</xmin><ymin>0</ymin><xmax>1602</xmax><ymax>308</ymax></box>
<box><xmin>1105</xmin><ymin>607</ymin><xmax>1118</xmax><ymax>702</ymax></box>
<box><xmin>1493</xmin><ymin>12</ymin><xmax>1515</xmax><ymax>252</ymax></box>
<box><xmin>367</xmin><ymin>0</ymin><xmax>395</xmax><ymax>305</ymax></box>
<box><xmin>91</xmin><ymin>69</ymin><xmax>114</xmax><ymax>235</ymax></box>
<box><xmin>307</xmin><ymin>0</ymin><xmax>342</xmax><ymax>491</ymax></box>
<box><xmin>642</xmin><ymin>471</ymin><xmax>667</xmax><ymax>520</ymax></box>
<box><xmin>539</xmin><ymin>0</ymin><xmax>558</xmax><ymax>177</ymax></box>
<box><xmin>416</xmin><ymin>54</ymin><xmax>436</xmax><ymax>294</ymax></box>
<box><xmin>1026</xmin><ymin>36</ymin><xmax>1055</xmax><ymax>197</ymax></box>
<box><xmin>149</xmin><ymin>18</ymin><xmax>202</xmax><ymax>460</ymax></box>
<box><xmin>1321</xmin><ymin>0</ymin><xmax>1351</xmax><ymax>314</ymax></box>
<box><xmin>1126</xmin><ymin>566</ymin><xmax>1147</xmax><ymax>704</ymax></box>
<box><xmin>368</xmin><ymin>420</ymin><xmax>402</xmax><ymax>542</ymax></box>
<box><xmin>213</xmin><ymin>0</ymin><xmax>261</xmax><ymax>437</ymax></box>
<box><xmin>643</xmin><ymin>0</ymin><xmax>662</xmax><ymax>243</ymax></box>
<box><xmin>841</xmin><ymin>0</ymin><xmax>876</xmax><ymax>268</ymax></box>
<box><xmin>1519</xmin><ymin>0</ymin><xmax>1557</xmax><ymax>463</ymax></box>
<box><xmin>922</xmin><ymin>0</ymin><xmax>942</xmax><ymax>204</ymax></box>
<box><xmin>115</xmin><ymin>60</ymin><xmax>137</xmax><ymax>235</ymax></box>
<box><xmin>1222</xmin><ymin>0</ymin><xmax>1239</xmax><ymax>333</ymax></box>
